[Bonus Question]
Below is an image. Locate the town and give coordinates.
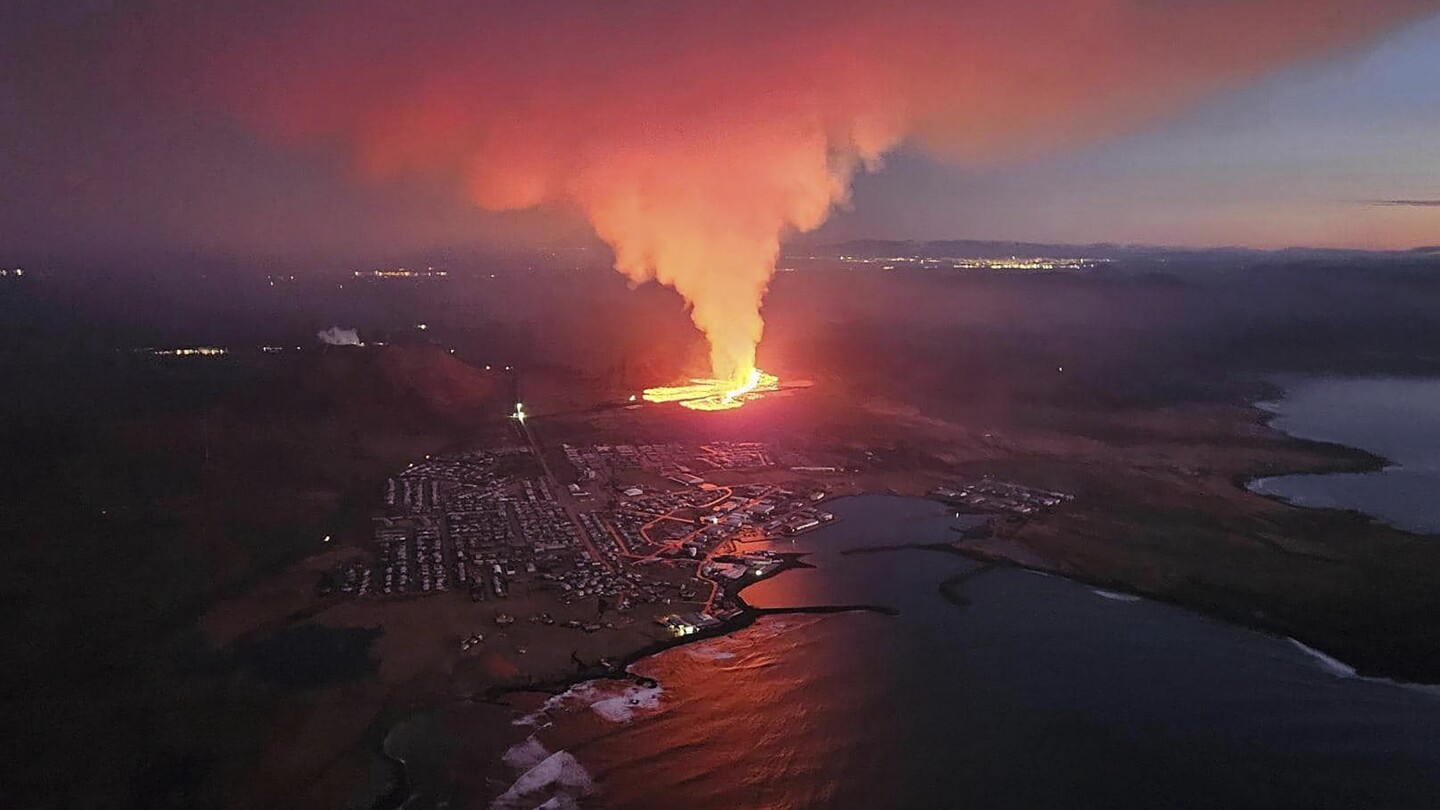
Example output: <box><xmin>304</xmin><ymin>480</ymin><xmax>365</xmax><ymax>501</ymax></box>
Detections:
<box><xmin>930</xmin><ymin>478</ymin><xmax>1073</xmax><ymax>515</ymax></box>
<box><xmin>328</xmin><ymin>440</ymin><xmax>840</xmax><ymax>641</ymax></box>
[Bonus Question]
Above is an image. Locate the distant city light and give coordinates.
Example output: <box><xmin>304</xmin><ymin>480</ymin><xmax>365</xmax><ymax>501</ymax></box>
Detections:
<box><xmin>146</xmin><ymin>346</ymin><xmax>228</xmax><ymax>358</ymax></box>
<box><xmin>806</xmin><ymin>255</ymin><xmax>1110</xmax><ymax>272</ymax></box>
<box><xmin>354</xmin><ymin>267</ymin><xmax>449</xmax><ymax>279</ymax></box>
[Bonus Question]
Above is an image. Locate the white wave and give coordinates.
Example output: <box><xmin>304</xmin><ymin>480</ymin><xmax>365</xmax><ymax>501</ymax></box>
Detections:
<box><xmin>1288</xmin><ymin>638</ymin><xmax>1356</xmax><ymax>678</ymax></box>
<box><xmin>683</xmin><ymin>642</ymin><xmax>737</xmax><ymax>662</ymax></box>
<box><xmin>589</xmin><ymin>682</ymin><xmax>664</xmax><ymax>723</ymax></box>
<box><xmin>502</xmin><ymin>736</ymin><xmax>550</xmax><ymax>772</ymax></box>
<box><xmin>490</xmin><ymin>750</ymin><xmax>594</xmax><ymax>810</ymax></box>
<box><xmin>1091</xmin><ymin>589</ymin><xmax>1143</xmax><ymax>603</ymax></box>
<box><xmin>511</xmin><ymin>690</ymin><xmax>570</xmax><ymax>728</ymax></box>
<box><xmin>515</xmin><ymin>680</ymin><xmax>664</xmax><ymax>726</ymax></box>
<box><xmin>742</xmin><ymin>614</ymin><xmax>822</xmax><ymax>640</ymax></box>
<box><xmin>1287</xmin><ymin>638</ymin><xmax>1440</xmax><ymax>697</ymax></box>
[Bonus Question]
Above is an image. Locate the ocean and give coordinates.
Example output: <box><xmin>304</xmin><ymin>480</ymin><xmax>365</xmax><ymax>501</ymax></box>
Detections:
<box><xmin>494</xmin><ymin>494</ymin><xmax>1440</xmax><ymax>809</ymax></box>
<box><xmin>1249</xmin><ymin>376</ymin><xmax>1440</xmax><ymax>534</ymax></box>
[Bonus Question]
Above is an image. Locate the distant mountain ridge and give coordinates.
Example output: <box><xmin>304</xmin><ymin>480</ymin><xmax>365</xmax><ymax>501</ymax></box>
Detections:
<box><xmin>800</xmin><ymin>239</ymin><xmax>1436</xmax><ymax>262</ymax></box>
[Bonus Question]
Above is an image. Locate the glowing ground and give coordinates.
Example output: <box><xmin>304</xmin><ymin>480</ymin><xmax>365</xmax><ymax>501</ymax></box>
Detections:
<box><xmin>642</xmin><ymin>369</ymin><xmax>780</xmax><ymax>411</ymax></box>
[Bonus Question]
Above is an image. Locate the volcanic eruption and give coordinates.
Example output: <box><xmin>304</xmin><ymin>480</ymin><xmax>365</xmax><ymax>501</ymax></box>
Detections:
<box><xmin>642</xmin><ymin>369</ymin><xmax>782</xmax><ymax>412</ymax></box>
<box><xmin>161</xmin><ymin>0</ymin><xmax>1432</xmax><ymax>408</ymax></box>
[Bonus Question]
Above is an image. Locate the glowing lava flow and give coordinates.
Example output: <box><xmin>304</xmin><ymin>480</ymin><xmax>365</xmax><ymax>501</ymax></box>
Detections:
<box><xmin>643</xmin><ymin>369</ymin><xmax>780</xmax><ymax>411</ymax></box>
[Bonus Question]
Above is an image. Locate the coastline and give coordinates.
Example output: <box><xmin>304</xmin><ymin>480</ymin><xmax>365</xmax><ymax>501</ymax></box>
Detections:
<box><xmin>1235</xmin><ymin>397</ymin><xmax>1397</xmax><ymax>517</ymax></box>
<box><xmin>378</xmin><ymin>458</ymin><xmax>1440</xmax><ymax>807</ymax></box>
<box><xmin>1242</xmin><ymin>378</ymin><xmax>1440</xmax><ymax>535</ymax></box>
<box><xmin>1243</xmin><ymin>391</ymin><xmax>1440</xmax><ymax>538</ymax></box>
<box><xmin>944</xmin><ymin>399</ymin><xmax>1440</xmax><ymax>683</ymax></box>
<box><xmin>370</xmin><ymin>391</ymin><xmax>1440</xmax><ymax>808</ymax></box>
<box><xmin>841</xmin><ymin>498</ymin><xmax>1440</xmax><ymax>693</ymax></box>
<box><xmin>1238</xmin><ymin>392</ymin><xmax>1394</xmax><ymax>489</ymax></box>
<box><xmin>370</xmin><ymin>550</ymin><xmax>900</xmax><ymax>809</ymax></box>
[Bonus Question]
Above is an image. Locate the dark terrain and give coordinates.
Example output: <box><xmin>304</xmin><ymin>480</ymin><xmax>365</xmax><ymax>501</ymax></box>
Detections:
<box><xmin>2</xmin><ymin>244</ymin><xmax>1439</xmax><ymax>808</ymax></box>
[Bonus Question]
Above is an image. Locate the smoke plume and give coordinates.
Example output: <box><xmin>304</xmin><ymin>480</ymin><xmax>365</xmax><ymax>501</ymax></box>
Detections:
<box><xmin>317</xmin><ymin>326</ymin><xmax>363</xmax><ymax>347</ymax></box>
<box><xmin>164</xmin><ymin>1</ymin><xmax>1431</xmax><ymax>382</ymax></box>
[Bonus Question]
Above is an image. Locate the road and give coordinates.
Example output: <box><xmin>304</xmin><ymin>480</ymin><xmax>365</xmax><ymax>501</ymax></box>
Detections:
<box><xmin>513</xmin><ymin>420</ymin><xmax>790</xmax><ymax>613</ymax></box>
<box><xmin>514</xmin><ymin>415</ymin><xmax>618</xmax><ymax>574</ymax></box>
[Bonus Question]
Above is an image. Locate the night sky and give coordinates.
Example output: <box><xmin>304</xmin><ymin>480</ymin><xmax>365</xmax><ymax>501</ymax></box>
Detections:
<box><xmin>2</xmin><ymin>1</ymin><xmax>1436</xmax><ymax>264</ymax></box>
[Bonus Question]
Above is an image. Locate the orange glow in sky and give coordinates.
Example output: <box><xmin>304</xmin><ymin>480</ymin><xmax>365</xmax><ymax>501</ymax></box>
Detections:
<box><xmin>179</xmin><ymin>0</ymin><xmax>1434</xmax><ymax>378</ymax></box>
